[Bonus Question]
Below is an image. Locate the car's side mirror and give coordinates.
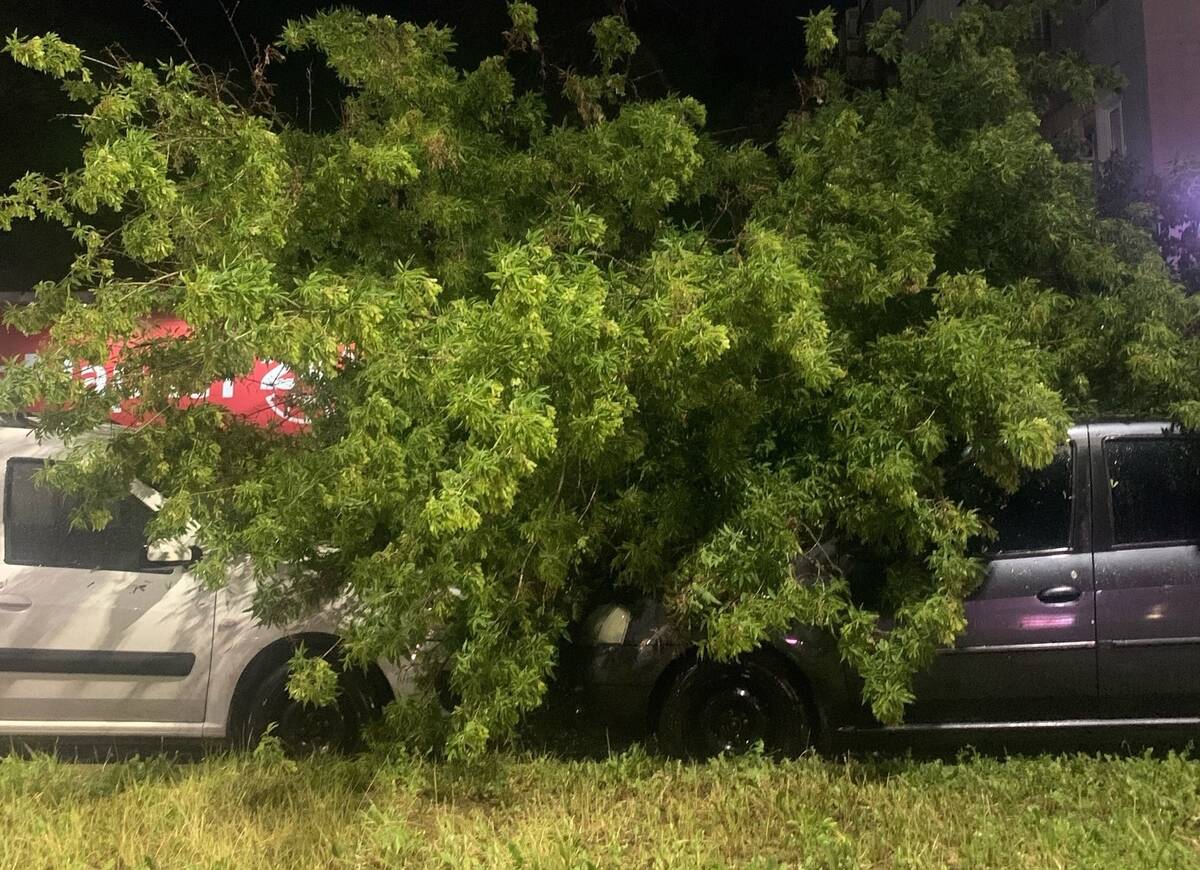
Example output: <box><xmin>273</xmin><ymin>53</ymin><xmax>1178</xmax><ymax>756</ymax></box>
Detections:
<box><xmin>142</xmin><ymin>539</ymin><xmax>202</xmax><ymax>569</ymax></box>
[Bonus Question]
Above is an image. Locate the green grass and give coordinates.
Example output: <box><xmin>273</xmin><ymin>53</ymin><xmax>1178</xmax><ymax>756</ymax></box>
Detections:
<box><xmin>1</xmin><ymin>746</ymin><xmax>1199</xmax><ymax>868</ymax></box>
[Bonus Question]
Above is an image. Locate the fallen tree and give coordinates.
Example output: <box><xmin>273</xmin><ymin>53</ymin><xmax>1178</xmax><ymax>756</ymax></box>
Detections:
<box><xmin>4</xmin><ymin>1</ymin><xmax>1200</xmax><ymax>757</ymax></box>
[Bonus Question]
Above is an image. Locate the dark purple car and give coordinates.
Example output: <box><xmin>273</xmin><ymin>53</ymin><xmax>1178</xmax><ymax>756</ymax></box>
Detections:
<box><xmin>575</xmin><ymin>421</ymin><xmax>1200</xmax><ymax>757</ymax></box>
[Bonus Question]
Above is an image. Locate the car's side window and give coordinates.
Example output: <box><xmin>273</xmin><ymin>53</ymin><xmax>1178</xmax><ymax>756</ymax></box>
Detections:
<box><xmin>4</xmin><ymin>458</ymin><xmax>153</xmax><ymax>572</ymax></box>
<box><xmin>1104</xmin><ymin>437</ymin><xmax>1200</xmax><ymax>547</ymax></box>
<box><xmin>946</xmin><ymin>446</ymin><xmax>1074</xmax><ymax>556</ymax></box>
<box><xmin>989</xmin><ymin>447</ymin><xmax>1074</xmax><ymax>554</ymax></box>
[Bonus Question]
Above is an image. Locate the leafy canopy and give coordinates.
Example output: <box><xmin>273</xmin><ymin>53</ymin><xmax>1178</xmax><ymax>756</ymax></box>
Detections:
<box><xmin>4</xmin><ymin>0</ymin><xmax>1200</xmax><ymax>757</ymax></box>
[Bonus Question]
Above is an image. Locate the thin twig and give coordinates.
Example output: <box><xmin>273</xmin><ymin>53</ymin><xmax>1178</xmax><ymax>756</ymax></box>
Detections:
<box><xmin>306</xmin><ymin>64</ymin><xmax>314</xmax><ymax>132</ymax></box>
<box><xmin>217</xmin><ymin>0</ymin><xmax>253</xmax><ymax>77</ymax></box>
<box><xmin>81</xmin><ymin>54</ymin><xmax>121</xmax><ymax>72</ymax></box>
<box><xmin>142</xmin><ymin>0</ymin><xmax>201</xmax><ymax>70</ymax></box>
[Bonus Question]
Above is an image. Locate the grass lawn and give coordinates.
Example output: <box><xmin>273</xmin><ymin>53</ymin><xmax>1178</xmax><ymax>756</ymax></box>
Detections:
<box><xmin>1</xmin><ymin>745</ymin><xmax>1199</xmax><ymax>868</ymax></box>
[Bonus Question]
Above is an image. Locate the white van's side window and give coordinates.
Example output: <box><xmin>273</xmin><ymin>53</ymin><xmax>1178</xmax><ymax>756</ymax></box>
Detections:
<box><xmin>4</xmin><ymin>458</ymin><xmax>152</xmax><ymax>572</ymax></box>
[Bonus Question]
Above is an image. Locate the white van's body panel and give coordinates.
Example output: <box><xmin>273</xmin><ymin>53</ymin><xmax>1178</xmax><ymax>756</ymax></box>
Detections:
<box><xmin>0</xmin><ymin>424</ymin><xmax>404</xmax><ymax>741</ymax></box>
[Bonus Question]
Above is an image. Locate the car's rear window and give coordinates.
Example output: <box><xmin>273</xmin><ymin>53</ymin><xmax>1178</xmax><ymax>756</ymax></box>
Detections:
<box><xmin>1104</xmin><ymin>437</ymin><xmax>1200</xmax><ymax>546</ymax></box>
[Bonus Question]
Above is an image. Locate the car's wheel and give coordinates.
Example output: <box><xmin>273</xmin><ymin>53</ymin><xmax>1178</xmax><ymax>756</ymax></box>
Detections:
<box><xmin>656</xmin><ymin>652</ymin><xmax>812</xmax><ymax>759</ymax></box>
<box><xmin>241</xmin><ymin>660</ymin><xmax>379</xmax><ymax>756</ymax></box>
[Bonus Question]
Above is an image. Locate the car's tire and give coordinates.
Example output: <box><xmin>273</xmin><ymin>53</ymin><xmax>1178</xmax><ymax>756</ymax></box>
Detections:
<box><xmin>656</xmin><ymin>651</ymin><xmax>812</xmax><ymax>759</ymax></box>
<box><xmin>241</xmin><ymin>660</ymin><xmax>380</xmax><ymax>756</ymax></box>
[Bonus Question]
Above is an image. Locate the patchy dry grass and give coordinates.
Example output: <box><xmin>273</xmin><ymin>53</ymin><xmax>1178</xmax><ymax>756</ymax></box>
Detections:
<box><xmin>0</xmin><ymin>747</ymin><xmax>1197</xmax><ymax>867</ymax></box>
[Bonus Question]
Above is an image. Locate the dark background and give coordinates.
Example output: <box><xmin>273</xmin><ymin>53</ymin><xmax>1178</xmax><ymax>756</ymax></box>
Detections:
<box><xmin>0</xmin><ymin>0</ymin><xmax>832</xmax><ymax>290</ymax></box>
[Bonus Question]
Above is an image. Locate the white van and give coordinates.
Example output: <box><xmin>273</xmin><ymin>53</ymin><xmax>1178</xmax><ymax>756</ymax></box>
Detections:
<box><xmin>0</xmin><ymin>420</ymin><xmax>401</xmax><ymax>752</ymax></box>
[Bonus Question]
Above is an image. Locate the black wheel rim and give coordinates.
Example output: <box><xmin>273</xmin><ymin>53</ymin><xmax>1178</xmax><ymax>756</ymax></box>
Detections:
<box><xmin>695</xmin><ymin>672</ymin><xmax>774</xmax><ymax>756</ymax></box>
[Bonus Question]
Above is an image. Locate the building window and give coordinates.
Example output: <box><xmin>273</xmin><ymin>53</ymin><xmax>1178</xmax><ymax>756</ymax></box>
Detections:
<box><xmin>1094</xmin><ymin>88</ymin><xmax>1125</xmax><ymax>163</ymax></box>
<box><xmin>1108</xmin><ymin>104</ymin><xmax>1125</xmax><ymax>157</ymax></box>
<box><xmin>1035</xmin><ymin>11</ymin><xmax>1053</xmax><ymax>47</ymax></box>
<box><xmin>1081</xmin><ymin>116</ymin><xmax>1097</xmax><ymax>161</ymax></box>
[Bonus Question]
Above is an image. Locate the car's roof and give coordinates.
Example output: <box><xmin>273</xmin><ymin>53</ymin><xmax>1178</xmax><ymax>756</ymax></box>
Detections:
<box><xmin>1083</xmin><ymin>419</ymin><xmax>1182</xmax><ymax>438</ymax></box>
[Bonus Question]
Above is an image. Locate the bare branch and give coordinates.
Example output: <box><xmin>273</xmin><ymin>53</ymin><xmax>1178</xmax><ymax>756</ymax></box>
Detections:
<box><xmin>142</xmin><ymin>0</ymin><xmax>201</xmax><ymax>70</ymax></box>
<box><xmin>217</xmin><ymin>0</ymin><xmax>254</xmax><ymax>76</ymax></box>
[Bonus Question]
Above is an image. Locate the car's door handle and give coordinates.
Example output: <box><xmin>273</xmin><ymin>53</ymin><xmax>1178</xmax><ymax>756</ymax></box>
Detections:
<box><xmin>0</xmin><ymin>594</ymin><xmax>32</xmax><ymax>612</ymax></box>
<box><xmin>1037</xmin><ymin>585</ymin><xmax>1082</xmax><ymax>604</ymax></box>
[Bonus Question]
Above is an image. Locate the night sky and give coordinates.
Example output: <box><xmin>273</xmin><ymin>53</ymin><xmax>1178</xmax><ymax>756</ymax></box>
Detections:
<box><xmin>0</xmin><ymin>0</ymin><xmax>833</xmax><ymax>291</ymax></box>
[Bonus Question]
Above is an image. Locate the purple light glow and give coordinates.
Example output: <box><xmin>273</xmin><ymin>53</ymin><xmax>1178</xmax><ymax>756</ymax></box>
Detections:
<box><xmin>1018</xmin><ymin>613</ymin><xmax>1077</xmax><ymax>631</ymax></box>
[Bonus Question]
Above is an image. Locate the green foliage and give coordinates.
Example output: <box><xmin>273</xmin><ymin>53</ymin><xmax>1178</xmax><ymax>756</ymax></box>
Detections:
<box><xmin>251</xmin><ymin>730</ymin><xmax>300</xmax><ymax>775</ymax></box>
<box><xmin>4</xmin><ymin>31</ymin><xmax>87</xmax><ymax>79</ymax></box>
<box><xmin>866</xmin><ymin>9</ymin><xmax>904</xmax><ymax>64</ymax></box>
<box><xmin>564</xmin><ymin>15</ymin><xmax>640</xmax><ymax>124</ymax></box>
<box><xmin>803</xmin><ymin>9</ymin><xmax>839</xmax><ymax>70</ymax></box>
<box><xmin>286</xmin><ymin>645</ymin><xmax>340</xmax><ymax>707</ymax></box>
<box><xmin>505</xmin><ymin>2</ymin><xmax>539</xmax><ymax>52</ymax></box>
<box><xmin>4</xmin><ymin>1</ymin><xmax>1200</xmax><ymax>754</ymax></box>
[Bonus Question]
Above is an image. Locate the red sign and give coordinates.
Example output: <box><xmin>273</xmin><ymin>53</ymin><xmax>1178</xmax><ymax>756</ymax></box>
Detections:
<box><xmin>0</xmin><ymin>316</ymin><xmax>310</xmax><ymax>433</ymax></box>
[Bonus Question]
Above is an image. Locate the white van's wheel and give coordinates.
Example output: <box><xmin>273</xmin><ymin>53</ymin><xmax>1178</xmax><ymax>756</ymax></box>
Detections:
<box><xmin>242</xmin><ymin>661</ymin><xmax>376</xmax><ymax>755</ymax></box>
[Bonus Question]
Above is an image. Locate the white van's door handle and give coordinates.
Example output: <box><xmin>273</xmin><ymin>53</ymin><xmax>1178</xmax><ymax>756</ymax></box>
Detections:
<box><xmin>0</xmin><ymin>594</ymin><xmax>32</xmax><ymax>612</ymax></box>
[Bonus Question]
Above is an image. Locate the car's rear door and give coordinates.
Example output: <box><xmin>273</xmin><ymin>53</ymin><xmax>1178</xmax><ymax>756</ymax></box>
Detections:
<box><xmin>1092</xmin><ymin>422</ymin><xmax>1200</xmax><ymax>716</ymax></box>
<box><xmin>907</xmin><ymin>429</ymin><xmax>1098</xmax><ymax>723</ymax></box>
<box><xmin>0</xmin><ymin>427</ymin><xmax>215</xmax><ymax>728</ymax></box>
